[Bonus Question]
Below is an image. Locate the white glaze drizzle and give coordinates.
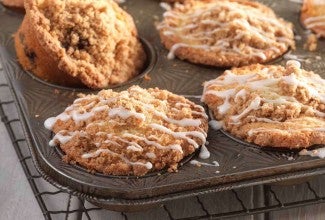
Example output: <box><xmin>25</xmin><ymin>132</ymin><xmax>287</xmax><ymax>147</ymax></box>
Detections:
<box><xmin>122</xmin><ymin>133</ymin><xmax>183</xmax><ymax>152</ymax></box>
<box><xmin>201</xmin><ymin>71</ymin><xmax>257</xmax><ymax>102</ymax></box>
<box><xmin>127</xmin><ymin>145</ymin><xmax>143</xmax><ymax>152</ymax></box>
<box><xmin>44</xmin><ymin>112</ymin><xmax>70</xmax><ymax>130</ymax></box>
<box><xmin>299</xmin><ymin>147</ymin><xmax>325</xmax><ymax>159</ymax></box>
<box><xmin>149</xmin><ymin>123</ymin><xmax>206</xmax><ymax>149</ymax></box>
<box><xmin>205</xmin><ymin>89</ymin><xmax>236</xmax><ymax>115</ymax></box>
<box><xmin>150</xmin><ymin>107</ymin><xmax>201</xmax><ymax>127</ymax></box>
<box><xmin>103</xmin><ymin>139</ymin><xmax>121</xmax><ymax>146</ymax></box>
<box><xmin>146</xmin><ymin>152</ymin><xmax>156</xmax><ymax>159</ymax></box>
<box><xmin>121</xmin><ymin>94</ymin><xmax>207</xmax><ymax>127</ymax></box>
<box><xmin>234</xmin><ymin>89</ymin><xmax>247</xmax><ymax>102</ymax></box>
<box><xmin>209</xmin><ymin>120</ymin><xmax>223</xmax><ymax>130</ymax></box>
<box><xmin>160</xmin><ymin>2</ymin><xmax>172</xmax><ymax>11</ymax></box>
<box><xmin>96</xmin><ymin>133</ymin><xmax>145</xmax><ymax>153</ymax></box>
<box><xmin>247</xmin><ymin>116</ymin><xmax>281</xmax><ymax>124</ymax></box>
<box><xmin>199</xmin><ymin>145</ymin><xmax>210</xmax><ymax>159</ymax></box>
<box><xmin>82</xmin><ymin>148</ymin><xmax>153</xmax><ymax>169</ymax></box>
<box><xmin>304</xmin><ymin>15</ymin><xmax>325</xmax><ymax>30</ymax></box>
<box><xmin>49</xmin><ymin>130</ymin><xmax>85</xmax><ymax>147</ymax></box>
<box><xmin>109</xmin><ymin>107</ymin><xmax>146</xmax><ymax>121</ymax></box>
<box><xmin>109</xmin><ymin>135</ymin><xmax>144</xmax><ymax>152</ymax></box>
<box><xmin>230</xmin><ymin>97</ymin><xmax>261</xmax><ymax>123</ymax></box>
<box><xmin>190</xmin><ymin>160</ymin><xmax>220</xmax><ymax>167</ymax></box>
<box><xmin>44</xmin><ymin>96</ymin><xmax>117</xmax><ymax>129</ymax></box>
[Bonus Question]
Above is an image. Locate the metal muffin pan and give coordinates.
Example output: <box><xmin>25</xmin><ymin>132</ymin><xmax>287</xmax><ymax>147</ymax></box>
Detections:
<box><xmin>0</xmin><ymin>0</ymin><xmax>325</xmax><ymax>211</ymax></box>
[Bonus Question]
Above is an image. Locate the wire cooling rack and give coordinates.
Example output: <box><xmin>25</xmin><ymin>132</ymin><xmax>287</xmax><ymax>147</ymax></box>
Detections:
<box><xmin>2</xmin><ymin>64</ymin><xmax>325</xmax><ymax>220</ymax></box>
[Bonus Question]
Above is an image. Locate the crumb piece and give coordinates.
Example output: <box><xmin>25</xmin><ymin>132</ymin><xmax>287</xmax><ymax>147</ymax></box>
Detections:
<box><xmin>54</xmin><ymin>89</ymin><xmax>60</xmax><ymax>94</ymax></box>
<box><xmin>144</xmin><ymin>73</ymin><xmax>151</xmax><ymax>81</ymax></box>
<box><xmin>304</xmin><ymin>34</ymin><xmax>318</xmax><ymax>51</ymax></box>
<box><xmin>77</xmin><ymin>93</ymin><xmax>86</xmax><ymax>98</ymax></box>
<box><xmin>35</xmin><ymin>114</ymin><xmax>40</xmax><ymax>118</ymax></box>
<box><xmin>62</xmin><ymin>155</ymin><xmax>69</xmax><ymax>163</ymax></box>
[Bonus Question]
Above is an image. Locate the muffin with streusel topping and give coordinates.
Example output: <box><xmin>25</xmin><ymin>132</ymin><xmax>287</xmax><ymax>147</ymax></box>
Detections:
<box><xmin>157</xmin><ymin>0</ymin><xmax>295</xmax><ymax>67</ymax></box>
<box><xmin>15</xmin><ymin>0</ymin><xmax>146</xmax><ymax>88</ymax></box>
<box><xmin>202</xmin><ymin>61</ymin><xmax>325</xmax><ymax>148</ymax></box>
<box><xmin>44</xmin><ymin>86</ymin><xmax>208</xmax><ymax>176</ymax></box>
<box><xmin>1</xmin><ymin>0</ymin><xmax>24</xmax><ymax>9</ymax></box>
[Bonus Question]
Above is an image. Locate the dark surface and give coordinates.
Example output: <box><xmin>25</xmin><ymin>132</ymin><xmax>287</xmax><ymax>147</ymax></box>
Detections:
<box><xmin>4</xmin><ymin>63</ymin><xmax>325</xmax><ymax>220</ymax></box>
<box><xmin>0</xmin><ymin>0</ymin><xmax>325</xmax><ymax>210</ymax></box>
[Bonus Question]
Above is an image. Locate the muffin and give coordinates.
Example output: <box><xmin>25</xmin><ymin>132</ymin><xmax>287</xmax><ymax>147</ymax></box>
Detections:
<box><xmin>162</xmin><ymin>0</ymin><xmax>185</xmax><ymax>3</ymax></box>
<box><xmin>1</xmin><ymin>0</ymin><xmax>24</xmax><ymax>9</ymax></box>
<box><xmin>44</xmin><ymin>86</ymin><xmax>208</xmax><ymax>176</ymax></box>
<box><xmin>157</xmin><ymin>0</ymin><xmax>295</xmax><ymax>67</ymax></box>
<box><xmin>202</xmin><ymin>60</ymin><xmax>325</xmax><ymax>148</ymax></box>
<box><xmin>301</xmin><ymin>0</ymin><xmax>325</xmax><ymax>38</ymax></box>
<box><xmin>15</xmin><ymin>0</ymin><xmax>146</xmax><ymax>88</ymax></box>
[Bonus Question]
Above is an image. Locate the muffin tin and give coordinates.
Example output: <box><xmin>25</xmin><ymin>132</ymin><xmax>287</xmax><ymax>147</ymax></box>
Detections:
<box><xmin>0</xmin><ymin>0</ymin><xmax>325</xmax><ymax>211</ymax></box>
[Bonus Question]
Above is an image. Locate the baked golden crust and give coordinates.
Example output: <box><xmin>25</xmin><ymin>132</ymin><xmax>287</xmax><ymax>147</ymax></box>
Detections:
<box><xmin>162</xmin><ymin>0</ymin><xmax>185</xmax><ymax>3</ymax></box>
<box><xmin>44</xmin><ymin>86</ymin><xmax>208</xmax><ymax>176</ymax></box>
<box><xmin>301</xmin><ymin>0</ymin><xmax>325</xmax><ymax>38</ymax></box>
<box><xmin>202</xmin><ymin>61</ymin><xmax>325</xmax><ymax>148</ymax></box>
<box><xmin>1</xmin><ymin>0</ymin><xmax>24</xmax><ymax>9</ymax></box>
<box><xmin>16</xmin><ymin>0</ymin><xmax>146</xmax><ymax>88</ymax></box>
<box><xmin>15</xmin><ymin>18</ymin><xmax>83</xmax><ymax>87</ymax></box>
<box><xmin>157</xmin><ymin>0</ymin><xmax>295</xmax><ymax>67</ymax></box>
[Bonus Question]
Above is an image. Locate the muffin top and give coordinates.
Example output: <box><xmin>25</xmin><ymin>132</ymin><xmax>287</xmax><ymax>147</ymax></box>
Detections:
<box><xmin>157</xmin><ymin>0</ymin><xmax>295</xmax><ymax>67</ymax></box>
<box><xmin>202</xmin><ymin>60</ymin><xmax>325</xmax><ymax>148</ymax></box>
<box><xmin>44</xmin><ymin>86</ymin><xmax>208</xmax><ymax>176</ymax></box>
<box><xmin>25</xmin><ymin>0</ymin><xmax>146</xmax><ymax>88</ymax></box>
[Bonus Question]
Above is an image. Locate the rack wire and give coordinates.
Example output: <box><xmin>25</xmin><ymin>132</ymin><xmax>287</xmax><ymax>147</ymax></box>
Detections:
<box><xmin>2</xmin><ymin>65</ymin><xmax>325</xmax><ymax>220</ymax></box>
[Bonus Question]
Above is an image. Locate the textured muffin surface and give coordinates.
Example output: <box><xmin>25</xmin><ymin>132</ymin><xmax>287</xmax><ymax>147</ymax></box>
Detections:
<box><xmin>1</xmin><ymin>0</ymin><xmax>24</xmax><ymax>8</ymax></box>
<box><xmin>44</xmin><ymin>86</ymin><xmax>208</xmax><ymax>176</ymax></box>
<box><xmin>301</xmin><ymin>0</ymin><xmax>325</xmax><ymax>38</ymax></box>
<box><xmin>17</xmin><ymin>0</ymin><xmax>146</xmax><ymax>88</ymax></box>
<box><xmin>202</xmin><ymin>61</ymin><xmax>325</xmax><ymax>148</ymax></box>
<box><xmin>157</xmin><ymin>0</ymin><xmax>295</xmax><ymax>67</ymax></box>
